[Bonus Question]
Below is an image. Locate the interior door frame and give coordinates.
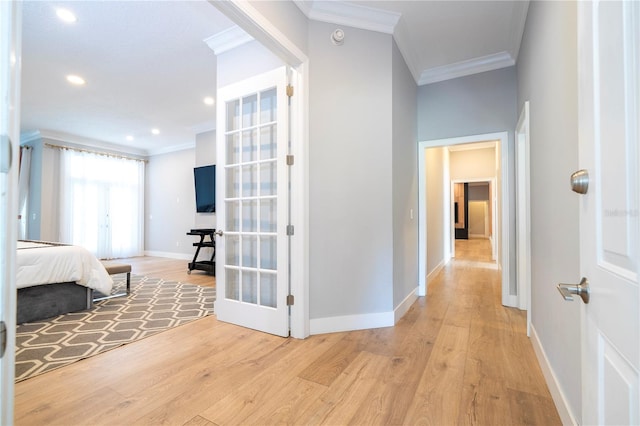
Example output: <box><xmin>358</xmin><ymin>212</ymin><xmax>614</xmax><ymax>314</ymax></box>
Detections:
<box><xmin>212</xmin><ymin>2</ymin><xmax>309</xmax><ymax>338</ymax></box>
<box><xmin>0</xmin><ymin>1</ymin><xmax>21</xmax><ymax>423</ymax></box>
<box><xmin>515</xmin><ymin>101</ymin><xmax>531</xmax><ymax>334</ymax></box>
<box><xmin>418</xmin><ymin>131</ymin><xmax>511</xmax><ymax>306</ymax></box>
<box><xmin>451</xmin><ymin>178</ymin><xmax>496</xmax><ymax>252</ymax></box>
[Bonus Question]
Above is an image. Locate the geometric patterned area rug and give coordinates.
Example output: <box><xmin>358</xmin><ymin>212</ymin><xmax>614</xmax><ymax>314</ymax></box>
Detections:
<box><xmin>15</xmin><ymin>274</ymin><xmax>216</xmax><ymax>382</ymax></box>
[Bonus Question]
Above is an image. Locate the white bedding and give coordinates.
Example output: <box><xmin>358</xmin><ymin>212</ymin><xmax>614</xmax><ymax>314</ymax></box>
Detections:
<box><xmin>17</xmin><ymin>241</ymin><xmax>113</xmax><ymax>295</ymax></box>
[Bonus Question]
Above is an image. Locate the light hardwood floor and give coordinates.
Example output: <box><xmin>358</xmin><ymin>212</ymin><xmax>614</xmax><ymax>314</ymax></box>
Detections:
<box><xmin>14</xmin><ymin>246</ymin><xmax>561</xmax><ymax>425</ymax></box>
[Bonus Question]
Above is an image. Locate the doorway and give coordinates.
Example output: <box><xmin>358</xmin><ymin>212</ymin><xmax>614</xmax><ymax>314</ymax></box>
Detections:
<box><xmin>418</xmin><ymin>131</ymin><xmax>513</xmax><ymax>307</ymax></box>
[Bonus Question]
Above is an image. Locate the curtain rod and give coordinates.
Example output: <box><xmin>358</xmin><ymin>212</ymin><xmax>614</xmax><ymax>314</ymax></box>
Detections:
<box><xmin>44</xmin><ymin>142</ymin><xmax>147</xmax><ymax>163</ymax></box>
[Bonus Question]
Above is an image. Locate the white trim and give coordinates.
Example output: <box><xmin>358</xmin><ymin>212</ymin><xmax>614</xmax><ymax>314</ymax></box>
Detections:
<box><xmin>189</xmin><ymin>121</ymin><xmax>216</xmax><ymax>135</ymax></box>
<box><xmin>418</xmin><ymin>51</ymin><xmax>515</xmax><ymax>86</ymax></box>
<box><xmin>424</xmin><ymin>260</ymin><xmax>444</xmax><ymax>297</ymax></box>
<box><xmin>37</xmin><ymin>129</ymin><xmax>149</xmax><ymax>157</ymax></box>
<box><xmin>19</xmin><ymin>130</ymin><xmax>41</xmax><ymax>144</ymax></box>
<box><xmin>310</xmin><ymin>311</ymin><xmax>394</xmax><ymax>335</ymax></box>
<box><xmin>144</xmin><ymin>250</ymin><xmax>193</xmax><ymax>261</ymax></box>
<box><xmin>146</xmin><ymin>142</ymin><xmax>195</xmax><ymax>157</ymax></box>
<box><xmin>516</xmin><ymin>101</ymin><xmax>532</xmax><ymax>334</ymax></box>
<box><xmin>530</xmin><ymin>325</ymin><xmax>579</xmax><ymax>426</ymax></box>
<box><xmin>418</xmin><ymin>132</ymin><xmax>511</xmax><ymax>306</ymax></box>
<box><xmin>203</xmin><ymin>25</ymin><xmax>253</xmax><ymax>55</ymax></box>
<box><xmin>394</xmin><ymin>288</ymin><xmax>418</xmax><ymax>323</ymax></box>
<box><xmin>293</xmin><ymin>0</ymin><xmax>400</xmax><ymax>35</ymax></box>
<box><xmin>211</xmin><ymin>1</ymin><xmax>308</xmax><ymax>67</ymax></box>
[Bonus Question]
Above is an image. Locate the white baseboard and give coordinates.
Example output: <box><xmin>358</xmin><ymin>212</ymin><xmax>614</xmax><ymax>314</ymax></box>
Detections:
<box><xmin>394</xmin><ymin>288</ymin><xmax>418</xmax><ymax>323</ymax></box>
<box><xmin>427</xmin><ymin>260</ymin><xmax>444</xmax><ymax>282</ymax></box>
<box><xmin>530</xmin><ymin>324</ymin><xmax>578</xmax><ymax>426</ymax></box>
<box><xmin>502</xmin><ymin>294</ymin><xmax>518</xmax><ymax>308</ymax></box>
<box><xmin>310</xmin><ymin>311</ymin><xmax>394</xmax><ymax>335</ymax></box>
<box><xmin>144</xmin><ymin>250</ymin><xmax>193</xmax><ymax>261</ymax></box>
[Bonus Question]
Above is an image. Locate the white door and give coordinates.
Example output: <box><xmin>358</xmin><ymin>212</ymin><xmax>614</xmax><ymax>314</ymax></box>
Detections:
<box><xmin>0</xmin><ymin>1</ymin><xmax>21</xmax><ymax>423</ymax></box>
<box><xmin>578</xmin><ymin>1</ymin><xmax>639</xmax><ymax>424</ymax></box>
<box><xmin>215</xmin><ymin>67</ymin><xmax>289</xmax><ymax>337</ymax></box>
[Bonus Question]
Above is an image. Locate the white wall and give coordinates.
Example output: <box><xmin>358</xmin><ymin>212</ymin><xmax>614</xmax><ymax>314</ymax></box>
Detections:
<box><xmin>517</xmin><ymin>1</ymin><xmax>581</xmax><ymax>419</ymax></box>
<box><xmin>392</xmin><ymin>39</ymin><xmax>419</xmax><ymax>309</ymax></box>
<box><xmin>425</xmin><ymin>147</ymin><xmax>445</xmax><ymax>276</ymax></box>
<box><xmin>308</xmin><ymin>21</ymin><xmax>394</xmax><ymax>319</ymax></box>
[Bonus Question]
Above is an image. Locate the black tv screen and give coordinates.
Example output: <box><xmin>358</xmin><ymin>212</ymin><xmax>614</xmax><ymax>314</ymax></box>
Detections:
<box><xmin>194</xmin><ymin>165</ymin><xmax>216</xmax><ymax>213</ymax></box>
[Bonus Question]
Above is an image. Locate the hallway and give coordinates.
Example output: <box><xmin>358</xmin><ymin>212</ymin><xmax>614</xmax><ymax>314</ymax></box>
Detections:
<box><xmin>14</xmin><ymin>255</ymin><xmax>561</xmax><ymax>425</ymax></box>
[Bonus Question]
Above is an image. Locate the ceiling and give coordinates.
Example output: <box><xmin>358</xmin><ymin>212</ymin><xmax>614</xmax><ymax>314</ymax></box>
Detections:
<box><xmin>20</xmin><ymin>1</ymin><xmax>529</xmax><ymax>156</ymax></box>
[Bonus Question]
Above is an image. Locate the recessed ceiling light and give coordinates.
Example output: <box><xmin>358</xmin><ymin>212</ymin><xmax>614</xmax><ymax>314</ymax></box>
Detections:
<box><xmin>203</xmin><ymin>97</ymin><xmax>215</xmax><ymax>106</ymax></box>
<box><xmin>126</xmin><ymin>135</ymin><xmax>134</xmax><ymax>142</ymax></box>
<box><xmin>66</xmin><ymin>75</ymin><xmax>85</xmax><ymax>85</ymax></box>
<box><xmin>151</xmin><ymin>128</ymin><xmax>160</xmax><ymax>135</ymax></box>
<box><xmin>56</xmin><ymin>8</ymin><xmax>77</xmax><ymax>23</ymax></box>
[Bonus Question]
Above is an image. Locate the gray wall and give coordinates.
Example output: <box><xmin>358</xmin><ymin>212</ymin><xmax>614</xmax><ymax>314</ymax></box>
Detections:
<box><xmin>417</xmin><ymin>67</ymin><xmax>517</xmax><ymax>294</ymax></box>
<box><xmin>308</xmin><ymin>21</ymin><xmax>394</xmax><ymax>318</ymax></box>
<box><xmin>517</xmin><ymin>1</ymin><xmax>581</xmax><ymax>418</ymax></box>
<box><xmin>391</xmin><ymin>39</ymin><xmax>419</xmax><ymax>307</ymax></box>
<box><xmin>145</xmin><ymin>148</ymin><xmax>198</xmax><ymax>257</ymax></box>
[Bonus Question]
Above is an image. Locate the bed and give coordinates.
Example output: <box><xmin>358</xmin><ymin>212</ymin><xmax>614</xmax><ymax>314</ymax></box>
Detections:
<box><xmin>16</xmin><ymin>240</ymin><xmax>114</xmax><ymax>324</ymax></box>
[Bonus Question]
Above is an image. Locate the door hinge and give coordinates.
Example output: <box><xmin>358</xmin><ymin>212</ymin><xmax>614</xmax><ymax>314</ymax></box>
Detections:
<box><xmin>0</xmin><ymin>320</ymin><xmax>6</xmax><ymax>359</ymax></box>
<box><xmin>286</xmin><ymin>154</ymin><xmax>294</xmax><ymax>166</ymax></box>
<box><xmin>286</xmin><ymin>294</ymin><xmax>295</xmax><ymax>306</ymax></box>
<box><xmin>286</xmin><ymin>224</ymin><xmax>295</xmax><ymax>236</ymax></box>
<box><xmin>286</xmin><ymin>84</ymin><xmax>294</xmax><ymax>98</ymax></box>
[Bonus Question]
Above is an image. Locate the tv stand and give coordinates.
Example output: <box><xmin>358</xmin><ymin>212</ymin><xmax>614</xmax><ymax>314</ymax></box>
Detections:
<box><xmin>186</xmin><ymin>228</ymin><xmax>216</xmax><ymax>275</ymax></box>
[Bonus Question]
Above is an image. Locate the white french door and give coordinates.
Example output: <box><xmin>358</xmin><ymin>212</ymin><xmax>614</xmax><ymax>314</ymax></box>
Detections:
<box><xmin>0</xmin><ymin>1</ymin><xmax>20</xmax><ymax>423</ymax></box>
<box><xmin>215</xmin><ymin>67</ymin><xmax>289</xmax><ymax>337</ymax></box>
<box><xmin>578</xmin><ymin>1</ymin><xmax>639</xmax><ymax>424</ymax></box>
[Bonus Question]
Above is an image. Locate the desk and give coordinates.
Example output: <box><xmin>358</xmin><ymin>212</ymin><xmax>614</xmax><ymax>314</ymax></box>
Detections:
<box><xmin>186</xmin><ymin>228</ymin><xmax>215</xmax><ymax>275</ymax></box>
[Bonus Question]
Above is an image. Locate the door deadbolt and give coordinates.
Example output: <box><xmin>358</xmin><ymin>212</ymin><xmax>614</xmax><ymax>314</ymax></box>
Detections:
<box><xmin>570</xmin><ymin>169</ymin><xmax>589</xmax><ymax>194</ymax></box>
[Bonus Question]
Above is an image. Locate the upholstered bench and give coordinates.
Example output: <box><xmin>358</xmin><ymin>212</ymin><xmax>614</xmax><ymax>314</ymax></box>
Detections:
<box><xmin>94</xmin><ymin>261</ymin><xmax>132</xmax><ymax>301</ymax></box>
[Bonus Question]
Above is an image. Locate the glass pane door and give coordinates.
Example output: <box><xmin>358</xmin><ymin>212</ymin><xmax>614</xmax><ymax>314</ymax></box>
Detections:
<box><xmin>215</xmin><ymin>67</ymin><xmax>288</xmax><ymax>337</ymax></box>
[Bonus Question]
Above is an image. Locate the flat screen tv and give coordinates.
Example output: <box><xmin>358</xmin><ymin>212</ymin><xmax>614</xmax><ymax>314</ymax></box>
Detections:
<box><xmin>194</xmin><ymin>165</ymin><xmax>216</xmax><ymax>213</ymax></box>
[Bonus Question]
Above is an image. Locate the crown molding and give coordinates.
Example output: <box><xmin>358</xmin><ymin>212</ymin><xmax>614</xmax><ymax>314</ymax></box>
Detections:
<box><xmin>293</xmin><ymin>0</ymin><xmax>400</xmax><ymax>34</ymax></box>
<box><xmin>392</xmin><ymin>18</ymin><xmax>421</xmax><ymax>84</ymax></box>
<box><xmin>146</xmin><ymin>142</ymin><xmax>196</xmax><ymax>157</ymax></box>
<box><xmin>37</xmin><ymin>129</ymin><xmax>149</xmax><ymax>158</ymax></box>
<box><xmin>190</xmin><ymin>120</ymin><xmax>216</xmax><ymax>135</ymax></box>
<box><xmin>19</xmin><ymin>130</ymin><xmax>42</xmax><ymax>144</ymax></box>
<box><xmin>418</xmin><ymin>51</ymin><xmax>515</xmax><ymax>86</ymax></box>
<box><xmin>508</xmin><ymin>0</ymin><xmax>530</xmax><ymax>61</ymax></box>
<box><xmin>203</xmin><ymin>25</ymin><xmax>254</xmax><ymax>55</ymax></box>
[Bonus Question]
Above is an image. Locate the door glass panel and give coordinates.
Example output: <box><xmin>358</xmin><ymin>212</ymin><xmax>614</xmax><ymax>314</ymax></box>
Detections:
<box><xmin>226</xmin><ymin>167</ymin><xmax>240</xmax><ymax>198</ymax></box>
<box><xmin>260</xmin><ymin>161</ymin><xmax>277</xmax><ymax>196</ymax></box>
<box><xmin>242</xmin><ymin>235</ymin><xmax>258</xmax><ymax>268</ymax></box>
<box><xmin>225</xmin><ymin>268</ymin><xmax>239</xmax><ymax>301</ymax></box>
<box><xmin>260</xmin><ymin>88</ymin><xmax>277</xmax><ymax>124</ymax></box>
<box><xmin>260</xmin><ymin>272</ymin><xmax>277</xmax><ymax>308</ymax></box>
<box><xmin>242</xmin><ymin>200</ymin><xmax>257</xmax><ymax>232</ymax></box>
<box><xmin>260</xmin><ymin>198</ymin><xmax>277</xmax><ymax>233</ymax></box>
<box><xmin>225</xmin><ymin>201</ymin><xmax>239</xmax><ymax>232</ymax></box>
<box><xmin>260</xmin><ymin>236</ymin><xmax>277</xmax><ymax>270</ymax></box>
<box><xmin>242</xmin><ymin>271</ymin><xmax>257</xmax><ymax>304</ymax></box>
<box><xmin>242</xmin><ymin>94</ymin><xmax>257</xmax><ymax>128</ymax></box>
<box><xmin>260</xmin><ymin>125</ymin><xmax>277</xmax><ymax>160</ymax></box>
<box><xmin>226</xmin><ymin>133</ymin><xmax>240</xmax><ymax>165</ymax></box>
<box><xmin>225</xmin><ymin>235</ymin><xmax>240</xmax><ymax>266</ymax></box>
<box><xmin>226</xmin><ymin>100</ymin><xmax>240</xmax><ymax>131</ymax></box>
<box><xmin>221</xmin><ymin>77</ymin><xmax>281</xmax><ymax>316</ymax></box>
<box><xmin>242</xmin><ymin>164</ymin><xmax>257</xmax><ymax>197</ymax></box>
<box><xmin>242</xmin><ymin>129</ymin><xmax>257</xmax><ymax>163</ymax></box>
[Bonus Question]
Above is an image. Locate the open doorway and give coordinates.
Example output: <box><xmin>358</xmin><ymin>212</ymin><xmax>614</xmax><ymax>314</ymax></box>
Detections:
<box><xmin>418</xmin><ymin>131</ymin><xmax>513</xmax><ymax>307</ymax></box>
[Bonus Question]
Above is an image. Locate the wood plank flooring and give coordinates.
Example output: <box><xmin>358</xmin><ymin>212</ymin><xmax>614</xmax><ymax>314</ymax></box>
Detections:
<box><xmin>14</xmin><ymin>242</ymin><xmax>561</xmax><ymax>425</ymax></box>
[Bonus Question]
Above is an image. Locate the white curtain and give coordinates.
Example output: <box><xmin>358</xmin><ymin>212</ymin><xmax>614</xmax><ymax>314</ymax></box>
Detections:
<box><xmin>18</xmin><ymin>146</ymin><xmax>32</xmax><ymax>239</ymax></box>
<box><xmin>59</xmin><ymin>148</ymin><xmax>144</xmax><ymax>259</ymax></box>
